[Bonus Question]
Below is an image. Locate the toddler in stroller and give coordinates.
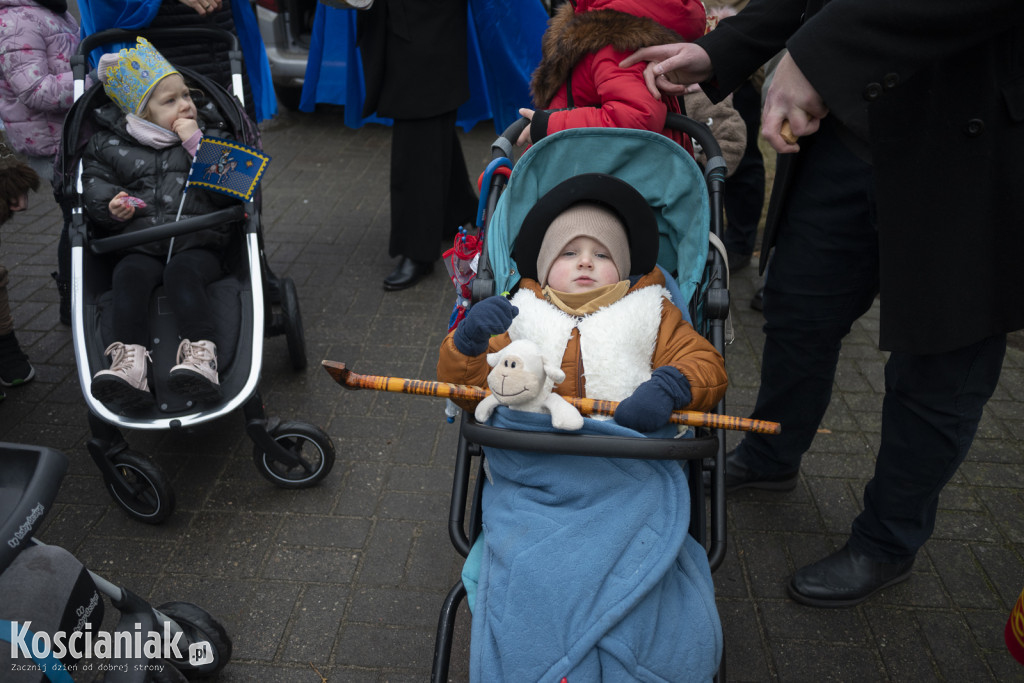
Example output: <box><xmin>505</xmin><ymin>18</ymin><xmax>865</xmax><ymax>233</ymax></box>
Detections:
<box><xmin>85</xmin><ymin>37</ymin><xmax>234</xmax><ymax>410</ymax></box>
<box><xmin>436</xmin><ymin>127</ymin><xmax>729</xmax><ymax>680</ymax></box>
<box><xmin>58</xmin><ymin>28</ymin><xmax>334</xmax><ymax>524</ymax></box>
<box><xmin>438</xmin><ymin>172</ymin><xmax>727</xmax><ymax>429</ymax></box>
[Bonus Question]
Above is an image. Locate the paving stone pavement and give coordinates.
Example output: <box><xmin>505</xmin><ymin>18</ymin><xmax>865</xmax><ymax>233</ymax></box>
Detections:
<box><xmin>2</xmin><ymin>106</ymin><xmax>1022</xmax><ymax>682</ymax></box>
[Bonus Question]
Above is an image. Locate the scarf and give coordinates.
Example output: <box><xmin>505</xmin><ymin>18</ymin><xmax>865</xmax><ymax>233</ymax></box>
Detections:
<box><xmin>126</xmin><ymin>114</ymin><xmax>182</xmax><ymax>150</ymax></box>
<box><xmin>542</xmin><ymin>280</ymin><xmax>630</xmax><ymax>316</ymax></box>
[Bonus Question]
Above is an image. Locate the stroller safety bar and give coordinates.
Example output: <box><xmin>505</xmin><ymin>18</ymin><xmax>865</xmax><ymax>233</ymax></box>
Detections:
<box><xmin>88</xmin><ymin>205</ymin><xmax>247</xmax><ymax>255</ymax></box>
<box><xmin>460</xmin><ymin>415</ymin><xmax>718</xmax><ymax>460</ymax></box>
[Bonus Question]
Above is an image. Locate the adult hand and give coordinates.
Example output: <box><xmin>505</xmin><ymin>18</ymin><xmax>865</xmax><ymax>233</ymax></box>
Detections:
<box><xmin>453</xmin><ymin>297</ymin><xmax>518</xmax><ymax>356</ymax></box>
<box><xmin>761</xmin><ymin>52</ymin><xmax>829</xmax><ymax>154</ymax></box>
<box><xmin>516</xmin><ymin>108</ymin><xmax>534</xmax><ymax>147</ymax></box>
<box><xmin>178</xmin><ymin>0</ymin><xmax>222</xmax><ymax>16</ymax></box>
<box><xmin>619</xmin><ymin>43</ymin><xmax>713</xmax><ymax>100</ymax></box>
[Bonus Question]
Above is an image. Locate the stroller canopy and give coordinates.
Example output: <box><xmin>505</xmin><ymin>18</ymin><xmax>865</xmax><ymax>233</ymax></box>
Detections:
<box><xmin>487</xmin><ymin>127</ymin><xmax>710</xmax><ymax>305</ymax></box>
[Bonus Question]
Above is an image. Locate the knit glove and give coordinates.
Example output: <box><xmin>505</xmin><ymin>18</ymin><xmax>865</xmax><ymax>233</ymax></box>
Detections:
<box><xmin>614</xmin><ymin>366</ymin><xmax>693</xmax><ymax>433</ymax></box>
<box><xmin>453</xmin><ymin>297</ymin><xmax>519</xmax><ymax>356</ymax></box>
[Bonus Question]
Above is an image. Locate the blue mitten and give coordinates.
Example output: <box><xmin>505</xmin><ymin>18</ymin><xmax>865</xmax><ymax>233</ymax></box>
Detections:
<box><xmin>614</xmin><ymin>366</ymin><xmax>693</xmax><ymax>433</ymax></box>
<box><xmin>453</xmin><ymin>297</ymin><xmax>519</xmax><ymax>355</ymax></box>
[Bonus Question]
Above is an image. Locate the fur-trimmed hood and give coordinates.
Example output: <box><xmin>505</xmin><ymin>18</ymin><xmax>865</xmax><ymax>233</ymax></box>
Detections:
<box><xmin>531</xmin><ymin>0</ymin><xmax>705</xmax><ymax>106</ymax></box>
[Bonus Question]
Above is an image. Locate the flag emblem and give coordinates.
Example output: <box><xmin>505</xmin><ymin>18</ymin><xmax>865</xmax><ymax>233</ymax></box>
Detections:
<box><xmin>188</xmin><ymin>138</ymin><xmax>270</xmax><ymax>201</ymax></box>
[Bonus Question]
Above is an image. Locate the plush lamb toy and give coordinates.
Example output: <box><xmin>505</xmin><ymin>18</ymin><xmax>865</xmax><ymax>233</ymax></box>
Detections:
<box><xmin>475</xmin><ymin>339</ymin><xmax>584</xmax><ymax>431</ymax></box>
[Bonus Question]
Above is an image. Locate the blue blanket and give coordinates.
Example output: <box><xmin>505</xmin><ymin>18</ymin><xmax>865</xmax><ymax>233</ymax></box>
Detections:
<box><xmin>463</xmin><ymin>408</ymin><xmax>722</xmax><ymax>682</ymax></box>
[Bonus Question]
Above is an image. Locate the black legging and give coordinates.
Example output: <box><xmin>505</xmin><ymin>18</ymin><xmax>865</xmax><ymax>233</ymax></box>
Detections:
<box><xmin>111</xmin><ymin>249</ymin><xmax>223</xmax><ymax>347</ymax></box>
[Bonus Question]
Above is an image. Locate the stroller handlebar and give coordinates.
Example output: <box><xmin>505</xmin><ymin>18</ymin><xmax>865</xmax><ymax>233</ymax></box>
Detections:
<box><xmin>0</xmin><ymin>443</ymin><xmax>68</xmax><ymax>575</ymax></box>
<box><xmin>72</xmin><ymin>27</ymin><xmax>242</xmax><ymax>80</ymax></box>
<box><xmin>492</xmin><ymin>118</ymin><xmax>530</xmax><ymax>160</ymax></box>
<box><xmin>88</xmin><ymin>205</ymin><xmax>247</xmax><ymax>255</ymax></box>
<box><xmin>76</xmin><ymin>27</ymin><xmax>240</xmax><ymax>60</ymax></box>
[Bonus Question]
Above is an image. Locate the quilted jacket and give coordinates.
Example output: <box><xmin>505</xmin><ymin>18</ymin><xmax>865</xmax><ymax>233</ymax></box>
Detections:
<box><xmin>0</xmin><ymin>0</ymin><xmax>79</xmax><ymax>157</ymax></box>
<box><xmin>81</xmin><ymin>100</ymin><xmax>237</xmax><ymax>257</ymax></box>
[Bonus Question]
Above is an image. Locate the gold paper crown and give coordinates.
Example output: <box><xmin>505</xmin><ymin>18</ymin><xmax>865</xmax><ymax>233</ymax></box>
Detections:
<box><xmin>102</xmin><ymin>37</ymin><xmax>178</xmax><ymax>115</ymax></box>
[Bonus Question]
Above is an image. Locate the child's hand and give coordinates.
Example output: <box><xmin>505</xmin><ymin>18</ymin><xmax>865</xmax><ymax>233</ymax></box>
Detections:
<box><xmin>517</xmin><ymin>108</ymin><xmax>534</xmax><ymax>147</ymax></box>
<box><xmin>7</xmin><ymin>193</ymin><xmax>28</xmax><ymax>213</ymax></box>
<box><xmin>453</xmin><ymin>297</ymin><xmax>519</xmax><ymax>356</ymax></box>
<box><xmin>172</xmin><ymin>117</ymin><xmax>200</xmax><ymax>142</ymax></box>
<box><xmin>614</xmin><ymin>367</ymin><xmax>692</xmax><ymax>432</ymax></box>
<box><xmin>108</xmin><ymin>191</ymin><xmax>136</xmax><ymax>221</ymax></box>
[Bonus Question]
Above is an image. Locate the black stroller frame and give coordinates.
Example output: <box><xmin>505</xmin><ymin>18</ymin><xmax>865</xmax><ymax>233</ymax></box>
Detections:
<box><xmin>431</xmin><ymin>115</ymin><xmax>731</xmax><ymax>681</ymax></box>
<box><xmin>0</xmin><ymin>442</ymin><xmax>232</xmax><ymax>682</ymax></box>
<box><xmin>61</xmin><ymin>28</ymin><xmax>335</xmax><ymax>524</ymax></box>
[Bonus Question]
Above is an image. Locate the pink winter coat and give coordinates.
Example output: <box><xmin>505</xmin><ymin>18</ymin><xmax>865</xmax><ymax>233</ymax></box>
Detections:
<box><xmin>0</xmin><ymin>0</ymin><xmax>79</xmax><ymax>157</ymax></box>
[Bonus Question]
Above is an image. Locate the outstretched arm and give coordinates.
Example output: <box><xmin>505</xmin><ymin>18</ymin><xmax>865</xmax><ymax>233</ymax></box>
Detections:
<box><xmin>619</xmin><ymin>43</ymin><xmax>713</xmax><ymax>101</ymax></box>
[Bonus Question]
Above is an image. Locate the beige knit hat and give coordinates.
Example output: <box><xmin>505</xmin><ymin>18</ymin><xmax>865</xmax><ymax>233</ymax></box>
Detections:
<box><xmin>535</xmin><ymin>202</ymin><xmax>631</xmax><ymax>286</ymax></box>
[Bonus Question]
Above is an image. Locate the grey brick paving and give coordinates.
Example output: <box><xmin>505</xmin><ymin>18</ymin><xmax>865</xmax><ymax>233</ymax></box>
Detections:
<box><xmin>2</xmin><ymin>106</ymin><xmax>1022</xmax><ymax>681</ymax></box>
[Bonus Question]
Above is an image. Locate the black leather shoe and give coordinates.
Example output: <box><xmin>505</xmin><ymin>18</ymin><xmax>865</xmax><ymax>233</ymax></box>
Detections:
<box><xmin>750</xmin><ymin>286</ymin><xmax>764</xmax><ymax>311</ymax></box>
<box><xmin>719</xmin><ymin>448</ymin><xmax>799</xmax><ymax>492</ymax></box>
<box><xmin>789</xmin><ymin>544</ymin><xmax>915</xmax><ymax>608</ymax></box>
<box><xmin>383</xmin><ymin>257</ymin><xmax>433</xmax><ymax>291</ymax></box>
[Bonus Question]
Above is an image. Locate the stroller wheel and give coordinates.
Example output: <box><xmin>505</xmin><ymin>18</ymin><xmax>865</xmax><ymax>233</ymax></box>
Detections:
<box><xmin>281</xmin><ymin>277</ymin><xmax>307</xmax><ymax>371</ymax></box>
<box><xmin>155</xmin><ymin>601</ymin><xmax>232</xmax><ymax>678</ymax></box>
<box><xmin>253</xmin><ymin>420</ymin><xmax>336</xmax><ymax>489</ymax></box>
<box><xmin>107</xmin><ymin>451</ymin><xmax>175</xmax><ymax>524</ymax></box>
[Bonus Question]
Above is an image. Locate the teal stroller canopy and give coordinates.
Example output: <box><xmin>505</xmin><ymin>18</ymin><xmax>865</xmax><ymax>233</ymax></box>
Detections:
<box><xmin>487</xmin><ymin>127</ymin><xmax>710</xmax><ymax>306</ymax></box>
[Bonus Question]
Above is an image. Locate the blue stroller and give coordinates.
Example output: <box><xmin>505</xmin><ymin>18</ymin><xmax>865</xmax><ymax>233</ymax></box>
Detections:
<box><xmin>56</xmin><ymin>28</ymin><xmax>336</xmax><ymax>524</ymax></box>
<box><xmin>0</xmin><ymin>443</ymin><xmax>231</xmax><ymax>681</ymax></box>
<box><xmin>432</xmin><ymin>117</ymin><xmax>733</xmax><ymax>681</ymax></box>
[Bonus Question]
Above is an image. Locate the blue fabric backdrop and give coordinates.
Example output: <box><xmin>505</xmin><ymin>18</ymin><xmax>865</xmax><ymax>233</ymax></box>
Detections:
<box><xmin>299</xmin><ymin>0</ymin><xmax>548</xmax><ymax>133</ymax></box>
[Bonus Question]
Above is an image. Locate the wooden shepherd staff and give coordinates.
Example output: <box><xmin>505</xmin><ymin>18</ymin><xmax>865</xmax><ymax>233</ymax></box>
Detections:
<box><xmin>322</xmin><ymin>361</ymin><xmax>781</xmax><ymax>435</ymax></box>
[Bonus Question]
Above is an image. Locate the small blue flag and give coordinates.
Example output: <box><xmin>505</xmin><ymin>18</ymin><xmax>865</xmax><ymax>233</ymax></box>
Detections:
<box><xmin>188</xmin><ymin>138</ymin><xmax>270</xmax><ymax>201</ymax></box>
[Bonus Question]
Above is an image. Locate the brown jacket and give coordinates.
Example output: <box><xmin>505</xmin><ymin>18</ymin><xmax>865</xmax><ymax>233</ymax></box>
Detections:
<box><xmin>437</xmin><ymin>269</ymin><xmax>727</xmax><ymax>412</ymax></box>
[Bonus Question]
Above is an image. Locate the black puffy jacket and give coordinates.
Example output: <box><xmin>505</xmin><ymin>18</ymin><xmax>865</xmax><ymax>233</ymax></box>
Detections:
<box><xmin>82</xmin><ymin>99</ymin><xmax>238</xmax><ymax>258</ymax></box>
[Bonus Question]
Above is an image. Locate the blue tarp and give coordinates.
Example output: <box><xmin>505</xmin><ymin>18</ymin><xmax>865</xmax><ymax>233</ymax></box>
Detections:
<box><xmin>299</xmin><ymin>0</ymin><xmax>548</xmax><ymax>133</ymax></box>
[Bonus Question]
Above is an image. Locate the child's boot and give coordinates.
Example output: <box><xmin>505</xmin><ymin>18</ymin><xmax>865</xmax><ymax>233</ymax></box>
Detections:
<box><xmin>0</xmin><ymin>331</ymin><xmax>36</xmax><ymax>387</ymax></box>
<box><xmin>168</xmin><ymin>339</ymin><xmax>221</xmax><ymax>401</ymax></box>
<box><xmin>91</xmin><ymin>342</ymin><xmax>154</xmax><ymax>409</ymax></box>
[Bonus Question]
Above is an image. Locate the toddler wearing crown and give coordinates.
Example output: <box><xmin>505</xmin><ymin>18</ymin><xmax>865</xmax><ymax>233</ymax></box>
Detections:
<box><xmin>83</xmin><ymin>37</ymin><xmax>239</xmax><ymax>410</ymax></box>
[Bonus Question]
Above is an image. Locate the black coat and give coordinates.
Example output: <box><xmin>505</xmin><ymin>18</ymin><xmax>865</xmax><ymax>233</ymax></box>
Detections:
<box><xmin>356</xmin><ymin>0</ymin><xmax>470</xmax><ymax>120</ymax></box>
<box><xmin>700</xmin><ymin>0</ymin><xmax>1024</xmax><ymax>354</ymax></box>
<box><xmin>82</xmin><ymin>101</ymin><xmax>237</xmax><ymax>257</ymax></box>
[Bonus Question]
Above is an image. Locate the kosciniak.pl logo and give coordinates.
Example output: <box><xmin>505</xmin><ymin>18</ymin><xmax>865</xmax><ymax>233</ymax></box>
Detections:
<box><xmin>7</xmin><ymin>620</ymin><xmax>211</xmax><ymax>665</ymax></box>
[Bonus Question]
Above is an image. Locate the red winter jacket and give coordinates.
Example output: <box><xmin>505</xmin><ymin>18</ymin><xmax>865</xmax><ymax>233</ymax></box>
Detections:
<box><xmin>527</xmin><ymin>0</ymin><xmax>706</xmax><ymax>149</ymax></box>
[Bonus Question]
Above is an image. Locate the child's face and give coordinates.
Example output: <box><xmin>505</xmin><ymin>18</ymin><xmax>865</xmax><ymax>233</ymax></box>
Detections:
<box><xmin>142</xmin><ymin>74</ymin><xmax>196</xmax><ymax>130</ymax></box>
<box><xmin>545</xmin><ymin>235</ymin><xmax>620</xmax><ymax>292</ymax></box>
